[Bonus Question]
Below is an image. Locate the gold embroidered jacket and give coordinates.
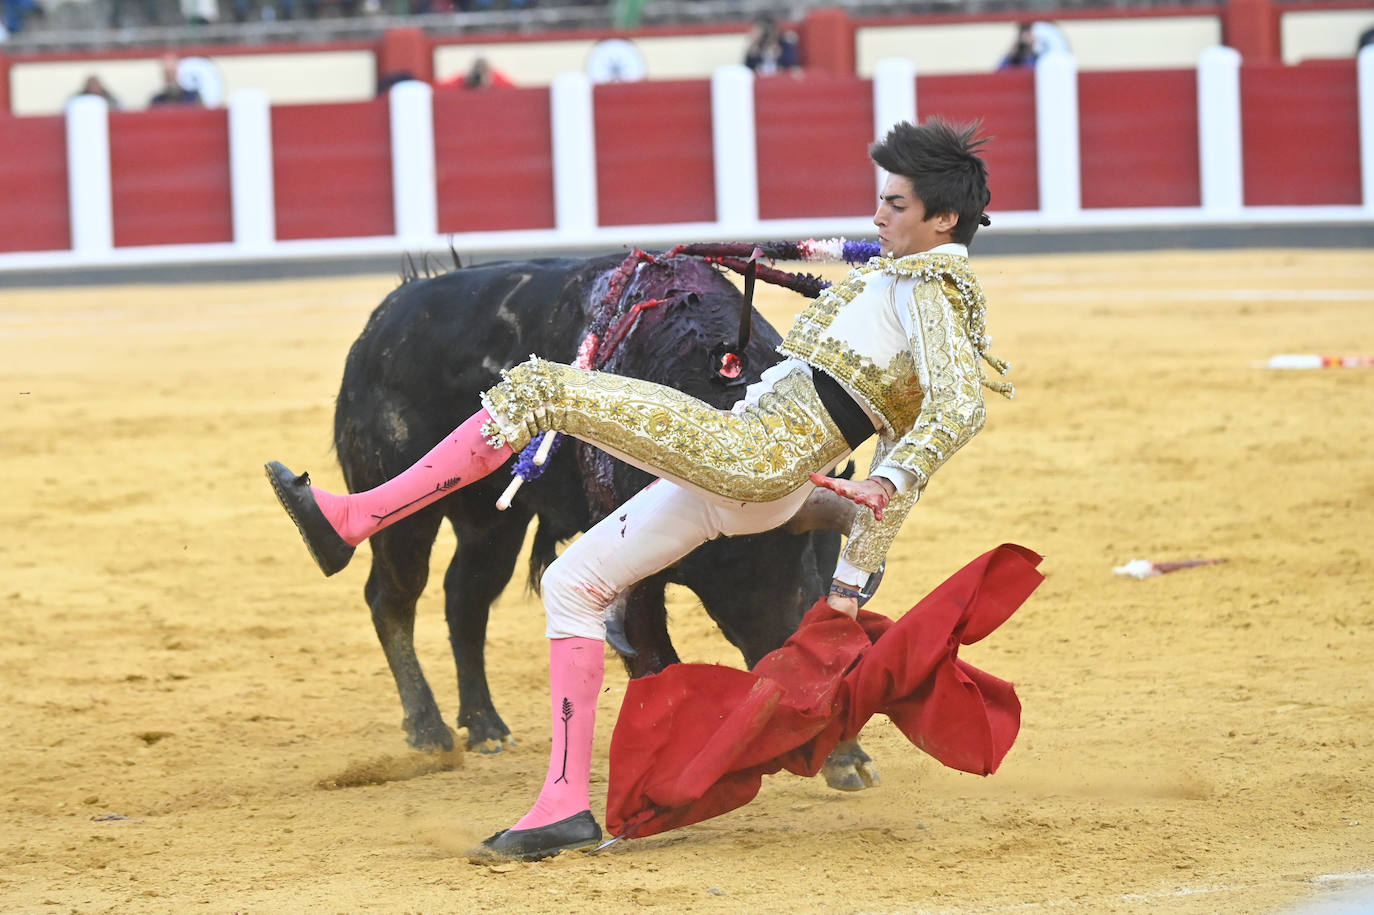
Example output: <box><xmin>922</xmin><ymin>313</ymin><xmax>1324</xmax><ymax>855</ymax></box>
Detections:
<box><xmin>778</xmin><ymin>252</ymin><xmax>1013</xmax><ymax>577</ymax></box>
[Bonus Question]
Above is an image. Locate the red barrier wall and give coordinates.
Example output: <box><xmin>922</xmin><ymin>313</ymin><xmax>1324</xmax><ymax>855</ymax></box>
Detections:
<box><xmin>0</xmin><ymin>50</ymin><xmax>10</xmax><ymax>118</ymax></box>
<box><xmin>1079</xmin><ymin>69</ymin><xmax>1201</xmax><ymax>209</ymax></box>
<box><xmin>0</xmin><ymin>113</ymin><xmax>69</xmax><ymax>253</ymax></box>
<box><xmin>756</xmin><ymin>74</ymin><xmax>874</xmax><ymax>219</ymax></box>
<box><xmin>0</xmin><ymin>62</ymin><xmax>1365</xmax><ymax>258</ymax></box>
<box><xmin>799</xmin><ymin>8</ymin><xmax>857</xmax><ymax>76</ymax></box>
<box><xmin>1225</xmin><ymin>0</ymin><xmax>1280</xmax><ymax>63</ymax></box>
<box><xmin>595</xmin><ymin>81</ymin><xmax>716</xmax><ymax>227</ymax></box>
<box><xmin>1242</xmin><ymin>60</ymin><xmax>1361</xmax><ymax>206</ymax></box>
<box><xmin>272</xmin><ymin>99</ymin><xmax>394</xmax><ymax>241</ymax></box>
<box><xmin>918</xmin><ymin>71</ymin><xmax>1040</xmax><ymax>214</ymax></box>
<box><xmin>434</xmin><ymin>87</ymin><xmax>555</xmax><ymax>233</ymax></box>
<box><xmin>379</xmin><ymin>27</ymin><xmax>432</xmax><ymax>84</ymax></box>
<box><xmin>109</xmin><ymin>107</ymin><xmax>233</xmax><ymax>247</ymax></box>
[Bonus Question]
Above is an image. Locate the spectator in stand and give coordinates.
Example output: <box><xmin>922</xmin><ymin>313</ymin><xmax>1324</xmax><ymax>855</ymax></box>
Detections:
<box><xmin>180</xmin><ymin>0</ymin><xmax>217</xmax><ymax>24</ymax></box>
<box><xmin>998</xmin><ymin>22</ymin><xmax>1039</xmax><ymax>70</ymax></box>
<box><xmin>148</xmin><ymin>54</ymin><xmax>203</xmax><ymax>107</ymax></box>
<box><xmin>109</xmin><ymin>0</ymin><xmax>160</xmax><ymax>27</ymax></box>
<box><xmin>461</xmin><ymin>57</ymin><xmax>514</xmax><ymax>89</ymax></box>
<box><xmin>3</xmin><ymin>0</ymin><xmax>36</xmax><ymax>35</ymax></box>
<box><xmin>234</xmin><ymin>0</ymin><xmax>344</xmax><ymax>22</ymax></box>
<box><xmin>75</xmin><ymin>75</ymin><xmax>121</xmax><ymax>108</ymax></box>
<box><xmin>743</xmin><ymin>15</ymin><xmax>801</xmax><ymax>76</ymax></box>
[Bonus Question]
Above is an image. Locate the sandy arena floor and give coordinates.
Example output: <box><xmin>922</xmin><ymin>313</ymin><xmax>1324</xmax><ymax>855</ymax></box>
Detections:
<box><xmin>2</xmin><ymin>248</ymin><xmax>1372</xmax><ymax>914</ymax></box>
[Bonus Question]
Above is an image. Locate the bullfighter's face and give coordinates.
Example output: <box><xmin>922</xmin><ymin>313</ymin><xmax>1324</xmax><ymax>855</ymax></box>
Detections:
<box><xmin>873</xmin><ymin>174</ymin><xmax>957</xmax><ymax>258</ymax></box>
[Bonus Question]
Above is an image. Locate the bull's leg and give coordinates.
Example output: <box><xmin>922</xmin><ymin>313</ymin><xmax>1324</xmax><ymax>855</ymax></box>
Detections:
<box><xmin>610</xmin><ymin>573</ymin><xmax>681</xmax><ymax>678</ymax></box>
<box><xmin>363</xmin><ymin>511</ymin><xmax>452</xmax><ymax>751</ymax></box>
<box><xmin>443</xmin><ymin>507</ymin><xmax>531</xmax><ymax>752</ymax></box>
<box><xmin>820</xmin><ymin>739</ymin><xmax>882</xmax><ymax>790</ymax></box>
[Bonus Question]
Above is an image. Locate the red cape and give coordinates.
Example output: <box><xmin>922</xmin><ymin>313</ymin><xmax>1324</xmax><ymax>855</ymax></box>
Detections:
<box><xmin>606</xmin><ymin>543</ymin><xmax>1043</xmax><ymax>840</ymax></box>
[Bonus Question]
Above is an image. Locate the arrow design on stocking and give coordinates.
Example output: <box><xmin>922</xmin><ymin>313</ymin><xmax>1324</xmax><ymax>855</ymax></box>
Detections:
<box><xmin>554</xmin><ymin>697</ymin><xmax>573</xmax><ymax>784</ymax></box>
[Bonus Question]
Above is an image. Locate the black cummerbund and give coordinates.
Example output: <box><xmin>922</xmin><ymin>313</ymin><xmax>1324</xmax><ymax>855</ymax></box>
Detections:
<box><xmin>810</xmin><ymin>369</ymin><xmax>877</xmax><ymax>450</ymax></box>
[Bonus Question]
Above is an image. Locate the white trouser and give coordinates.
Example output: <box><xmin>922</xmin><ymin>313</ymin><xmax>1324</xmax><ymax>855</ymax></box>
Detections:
<box><xmin>540</xmin><ymin>460</ymin><xmax>845</xmax><ymax>640</ymax></box>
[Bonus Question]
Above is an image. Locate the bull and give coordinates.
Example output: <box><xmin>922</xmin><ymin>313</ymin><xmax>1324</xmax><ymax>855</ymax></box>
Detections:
<box><xmin>331</xmin><ymin>251</ymin><xmax>878</xmax><ymax>790</ymax></box>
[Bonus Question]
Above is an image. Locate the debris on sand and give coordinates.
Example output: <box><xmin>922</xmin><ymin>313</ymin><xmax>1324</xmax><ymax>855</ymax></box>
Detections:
<box><xmin>1112</xmin><ymin>558</ymin><xmax>1227</xmax><ymax>579</ymax></box>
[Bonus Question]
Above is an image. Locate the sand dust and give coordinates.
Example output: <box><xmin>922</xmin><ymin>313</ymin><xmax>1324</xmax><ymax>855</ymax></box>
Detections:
<box><xmin>2</xmin><ymin>249</ymin><xmax>1371</xmax><ymax>913</ymax></box>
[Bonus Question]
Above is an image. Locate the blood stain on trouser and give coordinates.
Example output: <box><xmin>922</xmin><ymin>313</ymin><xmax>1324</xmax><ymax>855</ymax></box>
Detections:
<box><xmin>574</xmin><ymin>581</ymin><xmax>617</xmax><ymax>610</ymax></box>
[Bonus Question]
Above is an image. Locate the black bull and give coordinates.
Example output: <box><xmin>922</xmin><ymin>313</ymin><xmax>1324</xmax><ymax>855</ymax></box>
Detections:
<box><xmin>332</xmin><ymin>252</ymin><xmax>879</xmax><ymax>790</ymax></box>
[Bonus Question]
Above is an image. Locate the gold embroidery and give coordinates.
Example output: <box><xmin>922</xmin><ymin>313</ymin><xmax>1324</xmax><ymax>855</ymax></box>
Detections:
<box><xmin>845</xmin><ymin>490</ymin><xmax>918</xmax><ymax>574</ymax></box>
<box><xmin>480</xmin><ymin>358</ymin><xmax>849</xmax><ymax>502</ymax></box>
<box><xmin>780</xmin><ymin>254</ymin><xmax>1014</xmax><ymax>408</ymax></box>
<box><xmin>781</xmin><ymin>255</ymin><xmax>1000</xmax><ymax>574</ymax></box>
<box><xmin>779</xmin><ymin>254</ymin><xmax>992</xmax><ymax>489</ymax></box>
<box><xmin>479</xmin><ymin>420</ymin><xmax>507</xmax><ymax>449</ymax></box>
<box><xmin>882</xmin><ymin>279</ymin><xmax>987</xmax><ymax>485</ymax></box>
<box><xmin>837</xmin><ymin>438</ymin><xmax>919</xmax><ymax>574</ymax></box>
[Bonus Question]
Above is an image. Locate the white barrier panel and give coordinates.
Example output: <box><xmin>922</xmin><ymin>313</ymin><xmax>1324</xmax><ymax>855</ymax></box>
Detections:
<box><xmin>711</xmin><ymin>64</ymin><xmax>758</xmax><ymax>227</ymax></box>
<box><xmin>550</xmin><ymin>71</ymin><xmax>598</xmax><ymax>234</ymax></box>
<box><xmin>229</xmin><ymin>89</ymin><xmax>277</xmax><ymax>251</ymax></box>
<box><xmin>65</xmin><ymin>95</ymin><xmax>114</xmax><ymax>255</ymax></box>
<box><xmin>1359</xmin><ymin>46</ymin><xmax>1374</xmax><ymax>212</ymax></box>
<box><xmin>1035</xmin><ymin>50</ymin><xmax>1081</xmax><ymax>216</ymax></box>
<box><xmin>389</xmin><ymin>80</ymin><xmax>438</xmax><ymax>242</ymax></box>
<box><xmin>872</xmin><ymin>57</ymin><xmax>917</xmax><ymax>140</ymax></box>
<box><xmin>1198</xmin><ymin>46</ymin><xmax>1244</xmax><ymax>214</ymax></box>
<box><xmin>872</xmin><ymin>57</ymin><xmax>917</xmax><ymax>197</ymax></box>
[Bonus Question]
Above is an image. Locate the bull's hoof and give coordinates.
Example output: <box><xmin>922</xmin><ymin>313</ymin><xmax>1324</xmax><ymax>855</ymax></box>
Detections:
<box><xmin>467</xmin><ymin>810</ymin><xmax>602</xmax><ymax>862</ymax></box>
<box><xmin>821</xmin><ymin>752</ymin><xmax>882</xmax><ymax>792</ymax></box>
<box><xmin>264</xmin><ymin>461</ymin><xmax>355</xmax><ymax>577</ymax></box>
<box><xmin>460</xmin><ymin>722</ymin><xmax>515</xmax><ymax>753</ymax></box>
<box><xmin>405</xmin><ymin>721</ymin><xmax>456</xmax><ymax>753</ymax></box>
<box><xmin>468</xmin><ymin>735</ymin><xmax>516</xmax><ymax>754</ymax></box>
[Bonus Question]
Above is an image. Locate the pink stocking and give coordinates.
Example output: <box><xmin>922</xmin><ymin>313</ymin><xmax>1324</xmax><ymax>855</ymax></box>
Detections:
<box><xmin>312</xmin><ymin>409</ymin><xmax>512</xmax><ymax>545</ymax></box>
<box><xmin>513</xmin><ymin>637</ymin><xmax>604</xmax><ymax>829</ymax></box>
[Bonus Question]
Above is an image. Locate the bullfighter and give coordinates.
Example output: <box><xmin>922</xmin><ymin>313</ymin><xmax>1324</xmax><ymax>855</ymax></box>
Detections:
<box><xmin>267</xmin><ymin>117</ymin><xmax>1013</xmax><ymax>860</ymax></box>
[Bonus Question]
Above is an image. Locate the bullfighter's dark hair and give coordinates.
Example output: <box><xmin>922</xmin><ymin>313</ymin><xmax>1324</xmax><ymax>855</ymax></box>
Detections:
<box><xmin>869</xmin><ymin>117</ymin><xmax>992</xmax><ymax>247</ymax></box>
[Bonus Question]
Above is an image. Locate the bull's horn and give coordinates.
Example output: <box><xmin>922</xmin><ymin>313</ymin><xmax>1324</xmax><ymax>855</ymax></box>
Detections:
<box><xmin>781</xmin><ymin>487</ymin><xmax>858</xmax><ymax>533</ymax></box>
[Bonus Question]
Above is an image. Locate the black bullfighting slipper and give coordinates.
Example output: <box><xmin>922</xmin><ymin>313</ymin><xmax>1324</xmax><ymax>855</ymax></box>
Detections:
<box><xmin>264</xmin><ymin>461</ymin><xmax>355</xmax><ymax>577</ymax></box>
<box><xmin>467</xmin><ymin>810</ymin><xmax>603</xmax><ymax>862</ymax></box>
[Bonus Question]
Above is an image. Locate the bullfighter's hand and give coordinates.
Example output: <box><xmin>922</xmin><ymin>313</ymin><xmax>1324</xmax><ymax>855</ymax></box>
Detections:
<box><xmin>825</xmin><ymin>591</ymin><xmax>859</xmax><ymax>619</ymax></box>
<box><xmin>808</xmin><ymin>473</ymin><xmax>895</xmax><ymax>521</ymax></box>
